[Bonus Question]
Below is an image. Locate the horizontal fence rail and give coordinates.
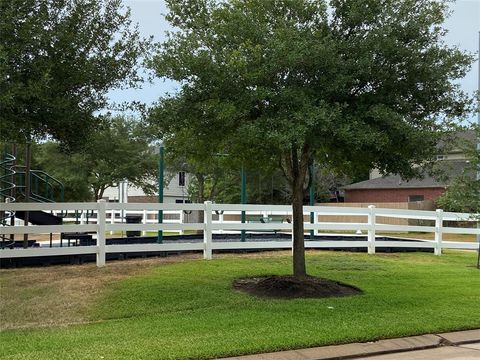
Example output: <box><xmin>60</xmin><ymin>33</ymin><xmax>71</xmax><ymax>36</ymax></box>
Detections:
<box><xmin>1</xmin><ymin>201</ymin><xmax>479</xmax><ymax>266</ymax></box>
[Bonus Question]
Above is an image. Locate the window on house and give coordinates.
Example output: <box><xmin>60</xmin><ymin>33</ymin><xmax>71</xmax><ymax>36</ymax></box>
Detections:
<box><xmin>175</xmin><ymin>199</ymin><xmax>192</xmax><ymax>204</ymax></box>
<box><xmin>408</xmin><ymin>195</ymin><xmax>424</xmax><ymax>202</ymax></box>
<box><xmin>179</xmin><ymin>171</ymin><xmax>185</xmax><ymax>186</ymax></box>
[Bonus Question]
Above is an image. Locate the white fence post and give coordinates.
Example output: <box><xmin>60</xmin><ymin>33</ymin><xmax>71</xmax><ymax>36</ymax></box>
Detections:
<box><xmin>109</xmin><ymin>209</ymin><xmax>115</xmax><ymax>235</ymax></box>
<box><xmin>368</xmin><ymin>205</ymin><xmax>376</xmax><ymax>254</ymax></box>
<box><xmin>203</xmin><ymin>201</ymin><xmax>213</xmax><ymax>260</ymax></box>
<box><xmin>142</xmin><ymin>209</ymin><xmax>147</xmax><ymax>236</ymax></box>
<box><xmin>262</xmin><ymin>210</ymin><xmax>268</xmax><ymax>220</ymax></box>
<box><xmin>97</xmin><ymin>200</ymin><xmax>107</xmax><ymax>267</ymax></box>
<box><xmin>435</xmin><ymin>209</ymin><xmax>443</xmax><ymax>256</ymax></box>
<box><xmin>219</xmin><ymin>211</ymin><xmax>224</xmax><ymax>234</ymax></box>
<box><xmin>180</xmin><ymin>210</ymin><xmax>185</xmax><ymax>235</ymax></box>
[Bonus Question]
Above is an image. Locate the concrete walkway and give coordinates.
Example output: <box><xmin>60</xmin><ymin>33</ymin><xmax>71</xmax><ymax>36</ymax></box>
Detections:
<box><xmin>219</xmin><ymin>329</ymin><xmax>480</xmax><ymax>360</ymax></box>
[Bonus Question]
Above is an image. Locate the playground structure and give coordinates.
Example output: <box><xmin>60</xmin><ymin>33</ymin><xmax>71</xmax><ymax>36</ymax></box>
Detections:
<box><xmin>1</xmin><ymin>144</ymin><xmax>65</xmax><ymax>249</ymax></box>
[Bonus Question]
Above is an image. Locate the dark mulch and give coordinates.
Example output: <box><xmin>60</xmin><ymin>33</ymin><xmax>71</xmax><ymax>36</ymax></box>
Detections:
<box><xmin>233</xmin><ymin>275</ymin><xmax>362</xmax><ymax>299</ymax></box>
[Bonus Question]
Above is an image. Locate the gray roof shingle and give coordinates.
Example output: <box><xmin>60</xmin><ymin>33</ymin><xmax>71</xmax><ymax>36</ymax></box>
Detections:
<box><xmin>343</xmin><ymin>161</ymin><xmax>468</xmax><ymax>190</ymax></box>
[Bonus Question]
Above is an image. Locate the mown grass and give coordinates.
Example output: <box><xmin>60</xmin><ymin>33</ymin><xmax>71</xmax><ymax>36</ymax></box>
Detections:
<box><xmin>377</xmin><ymin>232</ymin><xmax>476</xmax><ymax>242</ymax></box>
<box><xmin>314</xmin><ymin>230</ymin><xmax>476</xmax><ymax>242</ymax></box>
<box><xmin>1</xmin><ymin>251</ymin><xmax>479</xmax><ymax>360</ymax></box>
<box><xmin>0</xmin><ymin>254</ymin><xmax>201</xmax><ymax>330</ymax></box>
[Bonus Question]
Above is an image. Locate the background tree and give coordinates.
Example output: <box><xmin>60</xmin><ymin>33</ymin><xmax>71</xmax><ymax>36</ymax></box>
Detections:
<box><xmin>0</xmin><ymin>0</ymin><xmax>150</xmax><ymax>148</ymax></box>
<box><xmin>34</xmin><ymin>143</ymin><xmax>92</xmax><ymax>202</ymax></box>
<box><xmin>161</xmin><ymin>134</ymin><xmax>237</xmax><ymax>204</ymax></box>
<box><xmin>437</xmin><ymin>125</ymin><xmax>480</xmax><ymax>213</ymax></box>
<box><xmin>83</xmin><ymin>117</ymin><xmax>157</xmax><ymax>200</ymax></box>
<box><xmin>30</xmin><ymin>116</ymin><xmax>157</xmax><ymax>201</ymax></box>
<box><xmin>314</xmin><ymin>165</ymin><xmax>354</xmax><ymax>203</ymax></box>
<box><xmin>150</xmin><ymin>0</ymin><xmax>473</xmax><ymax>278</ymax></box>
<box><xmin>183</xmin><ymin>162</ymin><xmax>239</xmax><ymax>204</ymax></box>
<box><xmin>149</xmin><ymin>105</ymin><xmax>291</xmax><ymax>205</ymax></box>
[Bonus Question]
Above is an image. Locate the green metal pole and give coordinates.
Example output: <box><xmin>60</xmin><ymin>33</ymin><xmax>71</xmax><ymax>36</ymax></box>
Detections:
<box><xmin>241</xmin><ymin>165</ymin><xmax>247</xmax><ymax>242</ymax></box>
<box><xmin>309</xmin><ymin>163</ymin><xmax>315</xmax><ymax>240</ymax></box>
<box><xmin>23</xmin><ymin>142</ymin><xmax>31</xmax><ymax>248</ymax></box>
<box><xmin>157</xmin><ymin>144</ymin><xmax>164</xmax><ymax>243</ymax></box>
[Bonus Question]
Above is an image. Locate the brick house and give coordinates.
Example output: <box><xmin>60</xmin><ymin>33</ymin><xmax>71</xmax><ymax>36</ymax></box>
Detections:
<box><xmin>343</xmin><ymin>176</ymin><xmax>447</xmax><ymax>203</ymax></box>
<box><xmin>344</xmin><ymin>129</ymin><xmax>475</xmax><ymax>204</ymax></box>
<box><xmin>343</xmin><ymin>161</ymin><xmax>467</xmax><ymax>203</ymax></box>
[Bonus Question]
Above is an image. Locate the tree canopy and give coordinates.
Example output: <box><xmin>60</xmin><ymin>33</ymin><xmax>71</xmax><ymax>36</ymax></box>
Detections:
<box><xmin>81</xmin><ymin>116</ymin><xmax>158</xmax><ymax>201</ymax></box>
<box><xmin>33</xmin><ymin>142</ymin><xmax>92</xmax><ymax>202</ymax></box>
<box><xmin>149</xmin><ymin>0</ymin><xmax>474</xmax><ymax>278</ymax></box>
<box><xmin>32</xmin><ymin>116</ymin><xmax>157</xmax><ymax>201</ymax></box>
<box><xmin>0</xmin><ymin>0</ymin><xmax>150</xmax><ymax>148</ymax></box>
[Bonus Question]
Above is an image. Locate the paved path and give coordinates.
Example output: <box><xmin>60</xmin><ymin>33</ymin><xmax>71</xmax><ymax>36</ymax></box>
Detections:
<box><xmin>360</xmin><ymin>342</ymin><xmax>480</xmax><ymax>359</ymax></box>
<box><xmin>219</xmin><ymin>329</ymin><xmax>480</xmax><ymax>360</ymax></box>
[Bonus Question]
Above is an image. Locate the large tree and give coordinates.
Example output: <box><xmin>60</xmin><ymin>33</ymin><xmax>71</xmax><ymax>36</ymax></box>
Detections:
<box><xmin>0</xmin><ymin>0</ymin><xmax>149</xmax><ymax>148</ymax></box>
<box><xmin>150</xmin><ymin>0</ymin><xmax>473</xmax><ymax>278</ymax></box>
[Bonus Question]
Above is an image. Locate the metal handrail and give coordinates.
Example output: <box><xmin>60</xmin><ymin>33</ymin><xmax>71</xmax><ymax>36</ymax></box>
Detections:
<box><xmin>15</xmin><ymin>169</ymin><xmax>65</xmax><ymax>203</ymax></box>
<box><xmin>0</xmin><ymin>152</ymin><xmax>16</xmax><ymax>248</ymax></box>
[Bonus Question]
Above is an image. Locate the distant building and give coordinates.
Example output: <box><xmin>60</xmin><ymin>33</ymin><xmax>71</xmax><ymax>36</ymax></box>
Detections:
<box><xmin>103</xmin><ymin>171</ymin><xmax>191</xmax><ymax>204</ymax></box>
<box><xmin>344</xmin><ymin>130</ymin><xmax>475</xmax><ymax>203</ymax></box>
<box><xmin>368</xmin><ymin>129</ymin><xmax>474</xmax><ymax>180</ymax></box>
<box><xmin>343</xmin><ymin>161</ymin><xmax>467</xmax><ymax>203</ymax></box>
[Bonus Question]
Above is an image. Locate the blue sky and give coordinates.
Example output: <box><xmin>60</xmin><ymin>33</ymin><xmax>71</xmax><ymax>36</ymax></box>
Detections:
<box><xmin>109</xmin><ymin>0</ymin><xmax>480</xmax><ymax>120</ymax></box>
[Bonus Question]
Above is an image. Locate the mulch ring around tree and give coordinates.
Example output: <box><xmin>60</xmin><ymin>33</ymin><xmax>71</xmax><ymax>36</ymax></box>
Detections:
<box><xmin>233</xmin><ymin>275</ymin><xmax>362</xmax><ymax>299</ymax></box>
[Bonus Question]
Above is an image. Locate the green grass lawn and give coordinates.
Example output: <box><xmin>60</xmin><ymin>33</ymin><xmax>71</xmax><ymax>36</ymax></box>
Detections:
<box><xmin>1</xmin><ymin>251</ymin><xmax>479</xmax><ymax>359</ymax></box>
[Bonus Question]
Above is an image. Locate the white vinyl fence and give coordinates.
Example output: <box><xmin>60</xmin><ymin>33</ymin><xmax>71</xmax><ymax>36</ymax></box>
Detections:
<box><xmin>1</xmin><ymin>201</ymin><xmax>479</xmax><ymax>267</ymax></box>
<box><xmin>48</xmin><ymin>208</ymin><xmax>187</xmax><ymax>236</ymax></box>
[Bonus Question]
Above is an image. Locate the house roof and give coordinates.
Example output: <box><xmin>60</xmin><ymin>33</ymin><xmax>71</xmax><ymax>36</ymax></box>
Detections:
<box><xmin>343</xmin><ymin>161</ymin><xmax>468</xmax><ymax>190</ymax></box>
<box><xmin>438</xmin><ymin>129</ymin><xmax>476</xmax><ymax>154</ymax></box>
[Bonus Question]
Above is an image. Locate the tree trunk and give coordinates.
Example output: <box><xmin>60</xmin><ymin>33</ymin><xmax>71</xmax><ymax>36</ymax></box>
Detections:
<box><xmin>292</xmin><ymin>182</ymin><xmax>306</xmax><ymax>278</ymax></box>
<box><xmin>97</xmin><ymin>187</ymin><xmax>106</xmax><ymax>201</ymax></box>
<box><xmin>283</xmin><ymin>143</ymin><xmax>311</xmax><ymax>279</ymax></box>
<box><xmin>93</xmin><ymin>185</ymin><xmax>107</xmax><ymax>201</ymax></box>
<box><xmin>196</xmin><ymin>174</ymin><xmax>205</xmax><ymax>233</ymax></box>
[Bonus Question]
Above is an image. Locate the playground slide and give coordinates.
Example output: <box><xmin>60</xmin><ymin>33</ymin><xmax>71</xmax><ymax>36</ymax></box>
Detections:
<box><xmin>15</xmin><ymin>210</ymin><xmax>62</xmax><ymax>226</ymax></box>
